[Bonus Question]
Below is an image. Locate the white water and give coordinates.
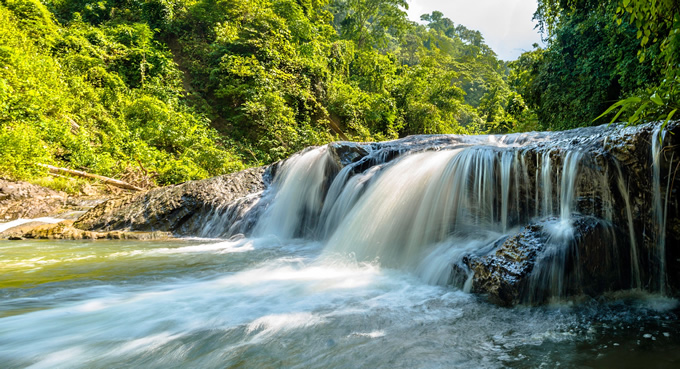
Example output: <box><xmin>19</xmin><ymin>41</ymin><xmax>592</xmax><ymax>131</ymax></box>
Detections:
<box><xmin>540</xmin><ymin>150</ymin><xmax>554</xmax><ymax>217</ymax></box>
<box><xmin>254</xmin><ymin>147</ymin><xmax>334</xmax><ymax>239</ymax></box>
<box><xmin>559</xmin><ymin>151</ymin><xmax>581</xmax><ymax>223</ymax></box>
<box><xmin>245</xmin><ymin>129</ymin><xmax>667</xmax><ymax>296</ymax></box>
<box><xmin>2</xmin><ymin>238</ymin><xmax>678</xmax><ymax>368</ymax></box>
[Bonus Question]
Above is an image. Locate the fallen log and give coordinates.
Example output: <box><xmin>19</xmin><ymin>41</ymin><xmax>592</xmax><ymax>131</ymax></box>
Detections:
<box><xmin>38</xmin><ymin>164</ymin><xmax>144</xmax><ymax>191</ymax></box>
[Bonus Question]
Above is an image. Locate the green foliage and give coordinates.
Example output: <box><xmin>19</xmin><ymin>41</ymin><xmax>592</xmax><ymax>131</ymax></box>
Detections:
<box><xmin>0</xmin><ymin>1</ymin><xmax>244</xmax><ymax>186</ymax></box>
<box><xmin>332</xmin><ymin>0</ymin><xmax>409</xmax><ymax>50</ymax></box>
<box><xmin>519</xmin><ymin>0</ymin><xmax>678</xmax><ymax>131</ymax></box>
<box><xmin>0</xmin><ymin>124</ymin><xmax>51</xmax><ymax>180</ymax></box>
<box><xmin>1</xmin><ymin>0</ymin><xmax>524</xmax><ymax>187</ymax></box>
<box><xmin>169</xmin><ymin>0</ymin><xmax>520</xmax><ymax>151</ymax></box>
<box><xmin>30</xmin><ymin>175</ymin><xmax>90</xmax><ymax>195</ymax></box>
<box><xmin>2</xmin><ymin>0</ymin><xmax>58</xmax><ymax>43</ymax></box>
<box><xmin>597</xmin><ymin>0</ymin><xmax>680</xmax><ymax>127</ymax></box>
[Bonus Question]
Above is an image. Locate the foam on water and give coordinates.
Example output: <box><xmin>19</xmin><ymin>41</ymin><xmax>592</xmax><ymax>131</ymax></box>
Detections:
<box><xmin>1</xmin><ymin>237</ymin><xmax>678</xmax><ymax>368</ymax></box>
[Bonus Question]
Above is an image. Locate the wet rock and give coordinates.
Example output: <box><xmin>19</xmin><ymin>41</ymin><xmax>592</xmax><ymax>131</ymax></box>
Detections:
<box><xmin>74</xmin><ymin>166</ymin><xmax>272</xmax><ymax>235</ymax></box>
<box><xmin>463</xmin><ymin>224</ymin><xmax>545</xmax><ymax>306</ymax></box>
<box><xmin>463</xmin><ymin>216</ymin><xmax>624</xmax><ymax>306</ymax></box>
<box><xmin>328</xmin><ymin>142</ymin><xmax>369</xmax><ymax>166</ymax></box>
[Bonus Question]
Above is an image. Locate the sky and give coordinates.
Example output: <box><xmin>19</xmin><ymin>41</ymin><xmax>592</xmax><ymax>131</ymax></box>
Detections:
<box><xmin>406</xmin><ymin>0</ymin><xmax>544</xmax><ymax>61</ymax></box>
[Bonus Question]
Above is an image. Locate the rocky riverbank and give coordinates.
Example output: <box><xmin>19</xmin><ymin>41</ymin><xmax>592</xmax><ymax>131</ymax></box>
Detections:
<box><xmin>0</xmin><ymin>179</ymin><xmax>98</xmax><ymax>221</ymax></box>
<box><xmin>0</xmin><ymin>179</ymin><xmax>173</xmax><ymax>240</ymax></box>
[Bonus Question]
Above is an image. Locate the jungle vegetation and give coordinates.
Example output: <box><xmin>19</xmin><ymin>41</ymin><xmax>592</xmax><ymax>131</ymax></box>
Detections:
<box><xmin>0</xmin><ymin>0</ymin><xmax>676</xmax><ymax>189</ymax></box>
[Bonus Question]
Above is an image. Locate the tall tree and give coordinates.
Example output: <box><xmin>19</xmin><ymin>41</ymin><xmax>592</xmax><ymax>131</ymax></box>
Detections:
<box><xmin>333</xmin><ymin>0</ymin><xmax>409</xmax><ymax>49</ymax></box>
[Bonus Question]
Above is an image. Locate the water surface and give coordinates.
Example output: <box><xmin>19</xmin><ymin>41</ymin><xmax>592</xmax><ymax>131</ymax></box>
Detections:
<box><xmin>1</xmin><ymin>238</ymin><xmax>678</xmax><ymax>368</ymax></box>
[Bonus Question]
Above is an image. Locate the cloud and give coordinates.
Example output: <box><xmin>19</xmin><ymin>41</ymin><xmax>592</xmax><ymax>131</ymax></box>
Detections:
<box><xmin>406</xmin><ymin>0</ymin><xmax>544</xmax><ymax>61</ymax></box>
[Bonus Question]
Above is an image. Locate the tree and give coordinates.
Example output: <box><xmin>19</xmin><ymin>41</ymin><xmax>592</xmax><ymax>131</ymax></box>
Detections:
<box><xmin>528</xmin><ymin>0</ymin><xmax>679</xmax><ymax>128</ymax></box>
<box><xmin>333</xmin><ymin>0</ymin><xmax>409</xmax><ymax>50</ymax></box>
<box><xmin>595</xmin><ymin>0</ymin><xmax>680</xmax><ymax>126</ymax></box>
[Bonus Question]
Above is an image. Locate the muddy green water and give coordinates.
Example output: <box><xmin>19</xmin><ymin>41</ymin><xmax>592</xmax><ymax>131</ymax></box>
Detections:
<box><xmin>1</xmin><ymin>238</ymin><xmax>679</xmax><ymax>368</ymax></box>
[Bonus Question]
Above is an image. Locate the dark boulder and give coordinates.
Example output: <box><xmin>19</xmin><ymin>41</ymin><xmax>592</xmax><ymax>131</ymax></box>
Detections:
<box><xmin>462</xmin><ymin>216</ymin><xmax>626</xmax><ymax>306</ymax></box>
<box><xmin>462</xmin><ymin>224</ymin><xmax>545</xmax><ymax>306</ymax></box>
<box><xmin>328</xmin><ymin>142</ymin><xmax>369</xmax><ymax>167</ymax></box>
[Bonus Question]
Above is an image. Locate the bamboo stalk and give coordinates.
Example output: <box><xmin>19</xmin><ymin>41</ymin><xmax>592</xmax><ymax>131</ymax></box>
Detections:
<box><xmin>38</xmin><ymin>164</ymin><xmax>143</xmax><ymax>191</ymax></box>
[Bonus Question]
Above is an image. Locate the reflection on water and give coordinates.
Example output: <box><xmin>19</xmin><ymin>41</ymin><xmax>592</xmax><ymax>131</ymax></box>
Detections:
<box><xmin>1</xmin><ymin>239</ymin><xmax>679</xmax><ymax>368</ymax></box>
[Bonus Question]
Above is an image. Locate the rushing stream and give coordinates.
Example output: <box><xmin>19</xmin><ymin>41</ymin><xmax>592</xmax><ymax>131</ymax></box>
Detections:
<box><xmin>1</xmin><ymin>238</ymin><xmax>679</xmax><ymax>368</ymax></box>
<box><xmin>2</xmin><ymin>122</ymin><xmax>680</xmax><ymax>367</ymax></box>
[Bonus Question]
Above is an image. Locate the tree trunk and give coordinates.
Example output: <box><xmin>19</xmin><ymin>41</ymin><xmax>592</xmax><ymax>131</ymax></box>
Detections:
<box><xmin>38</xmin><ymin>164</ymin><xmax>144</xmax><ymax>191</ymax></box>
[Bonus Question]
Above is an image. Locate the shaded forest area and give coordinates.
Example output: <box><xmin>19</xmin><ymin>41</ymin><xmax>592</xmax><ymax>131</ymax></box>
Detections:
<box><xmin>0</xmin><ymin>0</ymin><xmax>677</xmax><ymax>190</ymax></box>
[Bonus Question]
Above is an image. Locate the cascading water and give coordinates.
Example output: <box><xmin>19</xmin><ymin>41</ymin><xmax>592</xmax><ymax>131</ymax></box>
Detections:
<box><xmin>253</xmin><ymin>147</ymin><xmax>338</xmax><ymax>239</ymax></box>
<box><xmin>652</xmin><ymin>126</ymin><xmax>672</xmax><ymax>294</ymax></box>
<box><xmin>248</xmin><ymin>122</ymin><xmax>676</xmax><ymax>302</ymax></box>
<box><xmin>615</xmin><ymin>162</ymin><xmax>642</xmax><ymax>289</ymax></box>
<box><xmin>540</xmin><ymin>150</ymin><xmax>554</xmax><ymax>217</ymax></box>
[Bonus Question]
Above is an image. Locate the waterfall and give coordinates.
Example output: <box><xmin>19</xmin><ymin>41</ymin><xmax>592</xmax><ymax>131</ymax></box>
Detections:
<box><xmin>615</xmin><ymin>163</ymin><xmax>641</xmax><ymax>288</ymax></box>
<box><xmin>325</xmin><ymin>149</ymin><xmax>465</xmax><ymax>268</ymax></box>
<box><xmin>254</xmin><ymin>147</ymin><xmax>337</xmax><ymax>239</ymax></box>
<box><xmin>559</xmin><ymin>151</ymin><xmax>581</xmax><ymax>222</ymax></box>
<box><xmin>540</xmin><ymin>151</ymin><xmax>553</xmax><ymax>217</ymax></box>
<box><xmin>317</xmin><ymin>165</ymin><xmax>381</xmax><ymax>239</ymax></box>
<box><xmin>652</xmin><ymin>126</ymin><xmax>671</xmax><ymax>293</ymax></box>
<box><xmin>230</xmin><ymin>122</ymin><xmax>677</xmax><ymax>303</ymax></box>
<box><xmin>500</xmin><ymin>151</ymin><xmax>514</xmax><ymax>232</ymax></box>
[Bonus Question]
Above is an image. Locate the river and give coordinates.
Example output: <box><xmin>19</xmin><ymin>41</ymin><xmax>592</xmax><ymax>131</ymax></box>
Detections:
<box><xmin>1</xmin><ymin>238</ymin><xmax>678</xmax><ymax>368</ymax></box>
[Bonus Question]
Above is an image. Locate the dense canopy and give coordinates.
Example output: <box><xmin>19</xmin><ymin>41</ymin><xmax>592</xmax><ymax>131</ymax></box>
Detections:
<box><xmin>0</xmin><ymin>0</ymin><xmax>676</xmax><ymax>189</ymax></box>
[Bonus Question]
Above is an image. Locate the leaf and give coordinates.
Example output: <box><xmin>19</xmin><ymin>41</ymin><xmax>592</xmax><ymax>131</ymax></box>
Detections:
<box><xmin>650</xmin><ymin>93</ymin><xmax>663</xmax><ymax>106</ymax></box>
<box><xmin>593</xmin><ymin>96</ymin><xmax>641</xmax><ymax>123</ymax></box>
<box><xmin>662</xmin><ymin>108</ymin><xmax>677</xmax><ymax>129</ymax></box>
<box><xmin>629</xmin><ymin>101</ymin><xmax>649</xmax><ymax>124</ymax></box>
<box><xmin>610</xmin><ymin>104</ymin><xmax>627</xmax><ymax>124</ymax></box>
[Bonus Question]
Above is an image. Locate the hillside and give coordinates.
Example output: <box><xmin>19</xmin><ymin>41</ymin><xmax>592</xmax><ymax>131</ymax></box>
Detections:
<box><xmin>2</xmin><ymin>0</ymin><xmax>676</xmax><ymax>191</ymax></box>
<box><xmin>0</xmin><ymin>0</ymin><xmax>525</xmax><ymax>189</ymax></box>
